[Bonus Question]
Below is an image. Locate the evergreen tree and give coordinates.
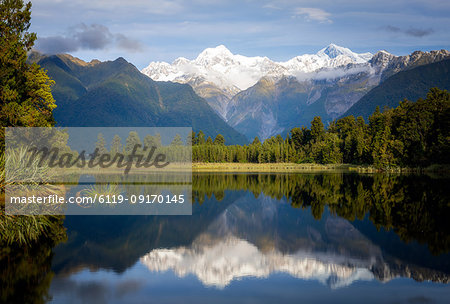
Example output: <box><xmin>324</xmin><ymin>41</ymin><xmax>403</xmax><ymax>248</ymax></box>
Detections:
<box><xmin>110</xmin><ymin>135</ymin><xmax>122</xmax><ymax>156</ymax></box>
<box><xmin>94</xmin><ymin>133</ymin><xmax>108</xmax><ymax>156</ymax></box>
<box><xmin>171</xmin><ymin>134</ymin><xmax>183</xmax><ymax>146</ymax></box>
<box><xmin>187</xmin><ymin>131</ymin><xmax>195</xmax><ymax>146</ymax></box>
<box><xmin>124</xmin><ymin>131</ymin><xmax>142</xmax><ymax>158</ymax></box>
<box><xmin>196</xmin><ymin>131</ymin><xmax>206</xmax><ymax>145</ymax></box>
<box><xmin>153</xmin><ymin>133</ymin><xmax>162</xmax><ymax>147</ymax></box>
<box><xmin>252</xmin><ymin>136</ymin><xmax>261</xmax><ymax>145</ymax></box>
<box><xmin>214</xmin><ymin>134</ymin><xmax>225</xmax><ymax>145</ymax></box>
<box><xmin>190</xmin><ymin>88</ymin><xmax>449</xmax><ymax>167</ymax></box>
<box><xmin>310</xmin><ymin>116</ymin><xmax>324</xmax><ymax>142</ymax></box>
<box><xmin>0</xmin><ymin>0</ymin><xmax>56</xmax><ymax>148</ymax></box>
<box><xmin>143</xmin><ymin>134</ymin><xmax>156</xmax><ymax>149</ymax></box>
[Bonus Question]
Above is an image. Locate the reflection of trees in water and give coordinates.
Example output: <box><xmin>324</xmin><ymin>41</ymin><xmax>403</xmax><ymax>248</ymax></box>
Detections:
<box><xmin>192</xmin><ymin>173</ymin><xmax>450</xmax><ymax>255</ymax></box>
<box><xmin>0</xmin><ymin>218</ymin><xmax>66</xmax><ymax>304</ymax></box>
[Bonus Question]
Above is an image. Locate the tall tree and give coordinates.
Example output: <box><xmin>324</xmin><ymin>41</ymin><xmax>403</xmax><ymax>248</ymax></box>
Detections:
<box><xmin>124</xmin><ymin>131</ymin><xmax>142</xmax><ymax>157</ymax></box>
<box><xmin>310</xmin><ymin>116</ymin><xmax>324</xmax><ymax>142</ymax></box>
<box><xmin>171</xmin><ymin>134</ymin><xmax>183</xmax><ymax>146</ymax></box>
<box><xmin>110</xmin><ymin>134</ymin><xmax>122</xmax><ymax>156</ymax></box>
<box><xmin>187</xmin><ymin>131</ymin><xmax>195</xmax><ymax>146</ymax></box>
<box><xmin>196</xmin><ymin>131</ymin><xmax>206</xmax><ymax>145</ymax></box>
<box><xmin>0</xmin><ymin>0</ymin><xmax>56</xmax><ymax>141</ymax></box>
<box><xmin>214</xmin><ymin>134</ymin><xmax>225</xmax><ymax>145</ymax></box>
<box><xmin>94</xmin><ymin>133</ymin><xmax>108</xmax><ymax>156</ymax></box>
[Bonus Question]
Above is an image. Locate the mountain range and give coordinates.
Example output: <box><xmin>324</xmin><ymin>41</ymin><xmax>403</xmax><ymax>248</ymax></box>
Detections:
<box><xmin>31</xmin><ymin>44</ymin><xmax>450</xmax><ymax>143</ymax></box>
<box><xmin>29</xmin><ymin>52</ymin><xmax>248</xmax><ymax>144</ymax></box>
<box><xmin>142</xmin><ymin>44</ymin><xmax>450</xmax><ymax>140</ymax></box>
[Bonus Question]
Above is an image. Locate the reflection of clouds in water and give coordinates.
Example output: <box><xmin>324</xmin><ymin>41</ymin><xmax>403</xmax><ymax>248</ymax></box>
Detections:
<box><xmin>139</xmin><ymin>194</ymin><xmax>380</xmax><ymax>289</ymax></box>
<box><xmin>140</xmin><ymin>235</ymin><xmax>374</xmax><ymax>289</ymax></box>
<box><xmin>50</xmin><ymin>277</ymin><xmax>143</xmax><ymax>304</ymax></box>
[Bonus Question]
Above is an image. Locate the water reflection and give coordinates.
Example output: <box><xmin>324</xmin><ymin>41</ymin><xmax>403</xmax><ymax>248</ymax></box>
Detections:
<box><xmin>193</xmin><ymin>173</ymin><xmax>450</xmax><ymax>255</ymax></box>
<box><xmin>4</xmin><ymin>173</ymin><xmax>448</xmax><ymax>303</ymax></box>
<box><xmin>0</xmin><ymin>218</ymin><xmax>66</xmax><ymax>304</ymax></box>
<box><xmin>140</xmin><ymin>187</ymin><xmax>450</xmax><ymax>289</ymax></box>
<box><xmin>140</xmin><ymin>195</ymin><xmax>377</xmax><ymax>289</ymax></box>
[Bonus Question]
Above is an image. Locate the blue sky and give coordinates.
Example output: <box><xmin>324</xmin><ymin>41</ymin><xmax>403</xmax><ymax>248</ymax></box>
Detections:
<box><xmin>30</xmin><ymin>0</ymin><xmax>450</xmax><ymax>69</ymax></box>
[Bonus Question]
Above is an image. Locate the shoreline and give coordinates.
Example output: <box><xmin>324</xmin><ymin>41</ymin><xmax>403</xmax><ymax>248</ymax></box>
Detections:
<box><xmin>192</xmin><ymin>162</ymin><xmax>450</xmax><ymax>174</ymax></box>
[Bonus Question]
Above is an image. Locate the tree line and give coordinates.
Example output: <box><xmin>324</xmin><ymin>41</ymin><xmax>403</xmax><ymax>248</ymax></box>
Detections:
<box><xmin>192</xmin><ymin>88</ymin><xmax>450</xmax><ymax>168</ymax></box>
<box><xmin>192</xmin><ymin>173</ymin><xmax>449</xmax><ymax>255</ymax></box>
<box><xmin>94</xmin><ymin>131</ymin><xmax>190</xmax><ymax>163</ymax></box>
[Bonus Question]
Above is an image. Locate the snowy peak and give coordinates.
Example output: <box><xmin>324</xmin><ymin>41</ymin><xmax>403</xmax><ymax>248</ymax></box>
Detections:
<box><xmin>194</xmin><ymin>45</ymin><xmax>240</xmax><ymax>69</ymax></box>
<box><xmin>318</xmin><ymin>43</ymin><xmax>352</xmax><ymax>58</ymax></box>
<box><xmin>196</xmin><ymin>45</ymin><xmax>233</xmax><ymax>61</ymax></box>
<box><xmin>141</xmin><ymin>44</ymin><xmax>373</xmax><ymax>92</ymax></box>
<box><xmin>317</xmin><ymin>44</ymin><xmax>373</xmax><ymax>63</ymax></box>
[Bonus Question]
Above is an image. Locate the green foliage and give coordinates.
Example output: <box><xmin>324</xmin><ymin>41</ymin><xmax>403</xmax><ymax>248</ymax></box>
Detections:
<box><xmin>81</xmin><ymin>183</ymin><xmax>120</xmax><ymax>198</ymax></box>
<box><xmin>193</xmin><ymin>88</ymin><xmax>450</xmax><ymax>169</ymax></box>
<box><xmin>0</xmin><ymin>214</ymin><xmax>65</xmax><ymax>246</ymax></box>
<box><xmin>214</xmin><ymin>134</ymin><xmax>225</xmax><ymax>145</ymax></box>
<box><xmin>0</xmin><ymin>0</ymin><xmax>56</xmax><ymax>141</ymax></box>
<box><xmin>110</xmin><ymin>134</ymin><xmax>122</xmax><ymax>156</ymax></box>
<box><xmin>344</xmin><ymin>59</ymin><xmax>450</xmax><ymax>120</ymax></box>
<box><xmin>310</xmin><ymin>116</ymin><xmax>324</xmax><ymax>141</ymax></box>
<box><xmin>171</xmin><ymin>134</ymin><xmax>183</xmax><ymax>146</ymax></box>
<box><xmin>33</xmin><ymin>53</ymin><xmax>247</xmax><ymax>144</ymax></box>
<box><xmin>192</xmin><ymin>173</ymin><xmax>450</xmax><ymax>255</ymax></box>
<box><xmin>124</xmin><ymin>131</ymin><xmax>142</xmax><ymax>155</ymax></box>
<box><xmin>95</xmin><ymin>133</ymin><xmax>108</xmax><ymax>155</ymax></box>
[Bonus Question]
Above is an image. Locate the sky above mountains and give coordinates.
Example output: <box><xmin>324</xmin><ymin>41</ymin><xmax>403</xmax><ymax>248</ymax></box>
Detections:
<box><xmin>31</xmin><ymin>0</ymin><xmax>450</xmax><ymax>69</ymax></box>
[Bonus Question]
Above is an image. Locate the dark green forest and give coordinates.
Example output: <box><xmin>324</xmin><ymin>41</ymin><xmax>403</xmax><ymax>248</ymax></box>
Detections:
<box><xmin>344</xmin><ymin>59</ymin><xmax>450</xmax><ymax>120</ymax></box>
<box><xmin>192</xmin><ymin>88</ymin><xmax>450</xmax><ymax>168</ymax></box>
<box><xmin>192</xmin><ymin>173</ymin><xmax>449</xmax><ymax>255</ymax></box>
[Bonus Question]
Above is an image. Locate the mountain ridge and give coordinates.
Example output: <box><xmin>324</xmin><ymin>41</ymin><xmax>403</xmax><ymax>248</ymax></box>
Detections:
<box><xmin>142</xmin><ymin>45</ymin><xmax>450</xmax><ymax>140</ymax></box>
<box><xmin>142</xmin><ymin>43</ymin><xmax>373</xmax><ymax>93</ymax></box>
<box><xmin>30</xmin><ymin>52</ymin><xmax>248</xmax><ymax>144</ymax></box>
<box><xmin>343</xmin><ymin>58</ymin><xmax>450</xmax><ymax>119</ymax></box>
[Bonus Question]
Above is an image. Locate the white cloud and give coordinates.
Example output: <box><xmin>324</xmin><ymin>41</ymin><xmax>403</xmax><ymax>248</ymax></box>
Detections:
<box><xmin>295</xmin><ymin>7</ymin><xmax>332</xmax><ymax>23</ymax></box>
<box><xmin>294</xmin><ymin>65</ymin><xmax>373</xmax><ymax>82</ymax></box>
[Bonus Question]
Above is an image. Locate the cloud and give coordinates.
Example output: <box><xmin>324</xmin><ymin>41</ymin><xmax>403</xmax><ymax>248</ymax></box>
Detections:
<box><xmin>405</xmin><ymin>28</ymin><xmax>434</xmax><ymax>37</ymax></box>
<box><xmin>294</xmin><ymin>7</ymin><xmax>332</xmax><ymax>23</ymax></box>
<box><xmin>295</xmin><ymin>65</ymin><xmax>373</xmax><ymax>82</ymax></box>
<box><xmin>51</xmin><ymin>276</ymin><xmax>143</xmax><ymax>303</ymax></box>
<box><xmin>384</xmin><ymin>25</ymin><xmax>434</xmax><ymax>37</ymax></box>
<box><xmin>115</xmin><ymin>34</ymin><xmax>145</xmax><ymax>52</ymax></box>
<box><xmin>36</xmin><ymin>23</ymin><xmax>144</xmax><ymax>54</ymax></box>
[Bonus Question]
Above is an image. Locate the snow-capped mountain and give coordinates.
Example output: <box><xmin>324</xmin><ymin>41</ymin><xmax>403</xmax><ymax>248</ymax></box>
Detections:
<box><xmin>282</xmin><ymin>44</ymin><xmax>372</xmax><ymax>75</ymax></box>
<box><xmin>140</xmin><ymin>194</ymin><xmax>380</xmax><ymax>289</ymax></box>
<box><xmin>140</xmin><ymin>236</ymin><xmax>375</xmax><ymax>289</ymax></box>
<box><xmin>142</xmin><ymin>45</ymin><xmax>450</xmax><ymax>141</ymax></box>
<box><xmin>142</xmin><ymin>44</ymin><xmax>373</xmax><ymax>93</ymax></box>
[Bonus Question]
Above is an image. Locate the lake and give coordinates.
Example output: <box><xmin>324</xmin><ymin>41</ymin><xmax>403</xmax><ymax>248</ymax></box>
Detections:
<box><xmin>3</xmin><ymin>173</ymin><xmax>450</xmax><ymax>303</ymax></box>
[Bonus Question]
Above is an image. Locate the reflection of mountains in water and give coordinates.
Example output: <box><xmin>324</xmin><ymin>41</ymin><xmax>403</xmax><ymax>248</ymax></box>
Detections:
<box><xmin>140</xmin><ymin>194</ymin><xmax>450</xmax><ymax>288</ymax></box>
<box><xmin>141</xmin><ymin>235</ymin><xmax>374</xmax><ymax>289</ymax></box>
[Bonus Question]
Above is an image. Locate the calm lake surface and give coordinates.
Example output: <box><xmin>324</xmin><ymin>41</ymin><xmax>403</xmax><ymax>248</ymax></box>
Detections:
<box><xmin>7</xmin><ymin>173</ymin><xmax>450</xmax><ymax>303</ymax></box>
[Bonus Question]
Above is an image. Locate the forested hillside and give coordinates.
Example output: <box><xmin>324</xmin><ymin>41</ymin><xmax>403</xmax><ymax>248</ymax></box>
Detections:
<box><xmin>344</xmin><ymin>59</ymin><xmax>450</xmax><ymax>119</ymax></box>
<box><xmin>192</xmin><ymin>88</ymin><xmax>450</xmax><ymax>168</ymax></box>
<box><xmin>29</xmin><ymin>53</ymin><xmax>248</xmax><ymax>145</ymax></box>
